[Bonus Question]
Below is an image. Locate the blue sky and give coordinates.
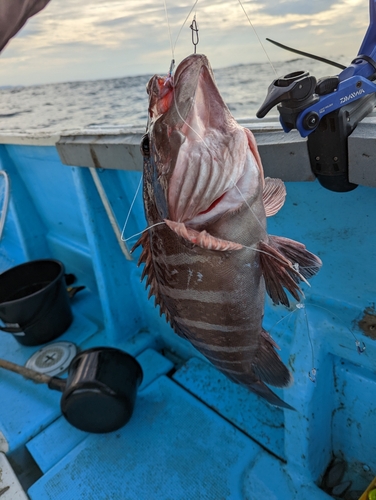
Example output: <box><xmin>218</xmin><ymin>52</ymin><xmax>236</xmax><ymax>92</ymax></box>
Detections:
<box><xmin>0</xmin><ymin>0</ymin><xmax>370</xmax><ymax>86</ymax></box>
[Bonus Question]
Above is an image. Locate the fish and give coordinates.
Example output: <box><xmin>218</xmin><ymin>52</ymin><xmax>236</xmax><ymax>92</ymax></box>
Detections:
<box><xmin>133</xmin><ymin>53</ymin><xmax>322</xmax><ymax>409</ymax></box>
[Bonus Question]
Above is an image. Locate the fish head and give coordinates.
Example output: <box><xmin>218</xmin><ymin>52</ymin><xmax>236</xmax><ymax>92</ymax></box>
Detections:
<box><xmin>143</xmin><ymin>53</ymin><xmax>264</xmax><ymax>230</ymax></box>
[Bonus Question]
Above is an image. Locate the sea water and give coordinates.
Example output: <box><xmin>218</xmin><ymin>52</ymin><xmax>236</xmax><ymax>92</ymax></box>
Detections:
<box><xmin>0</xmin><ymin>57</ymin><xmax>342</xmax><ymax>133</ymax></box>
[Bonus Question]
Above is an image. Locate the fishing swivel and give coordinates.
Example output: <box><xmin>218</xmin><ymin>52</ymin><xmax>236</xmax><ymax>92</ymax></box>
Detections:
<box><xmin>190</xmin><ymin>16</ymin><xmax>199</xmax><ymax>54</ymax></box>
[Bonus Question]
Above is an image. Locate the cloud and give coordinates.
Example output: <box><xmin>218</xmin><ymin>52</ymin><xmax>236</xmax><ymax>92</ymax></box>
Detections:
<box><xmin>0</xmin><ymin>0</ymin><xmax>370</xmax><ymax>85</ymax></box>
<box><xmin>258</xmin><ymin>0</ymin><xmax>337</xmax><ymax>16</ymax></box>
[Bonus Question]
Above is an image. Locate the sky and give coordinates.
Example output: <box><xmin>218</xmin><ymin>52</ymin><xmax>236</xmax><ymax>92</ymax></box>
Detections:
<box><xmin>0</xmin><ymin>0</ymin><xmax>371</xmax><ymax>86</ymax></box>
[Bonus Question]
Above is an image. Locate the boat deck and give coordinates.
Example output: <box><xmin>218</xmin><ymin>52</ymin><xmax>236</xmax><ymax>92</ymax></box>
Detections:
<box><xmin>0</xmin><ymin>121</ymin><xmax>375</xmax><ymax>499</ymax></box>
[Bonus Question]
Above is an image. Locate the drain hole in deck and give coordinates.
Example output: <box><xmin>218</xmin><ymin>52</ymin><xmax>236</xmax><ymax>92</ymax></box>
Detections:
<box><xmin>318</xmin><ymin>357</ymin><xmax>376</xmax><ymax>499</ymax></box>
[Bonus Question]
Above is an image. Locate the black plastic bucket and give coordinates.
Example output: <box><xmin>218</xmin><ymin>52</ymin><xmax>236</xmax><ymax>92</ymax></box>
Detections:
<box><xmin>0</xmin><ymin>259</ymin><xmax>73</xmax><ymax>346</ymax></box>
<box><xmin>58</xmin><ymin>347</ymin><xmax>143</xmax><ymax>433</ymax></box>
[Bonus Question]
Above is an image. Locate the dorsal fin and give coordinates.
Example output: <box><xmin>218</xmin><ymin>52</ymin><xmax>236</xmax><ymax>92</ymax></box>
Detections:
<box><xmin>263</xmin><ymin>177</ymin><xmax>286</xmax><ymax>217</ymax></box>
<box><xmin>132</xmin><ymin>232</ymin><xmax>172</xmax><ymax>323</ymax></box>
<box><xmin>132</xmin><ymin>230</ymin><xmax>187</xmax><ymax>336</ymax></box>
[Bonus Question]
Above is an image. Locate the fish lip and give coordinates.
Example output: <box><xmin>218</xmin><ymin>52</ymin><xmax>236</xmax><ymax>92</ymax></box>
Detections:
<box><xmin>173</xmin><ymin>54</ymin><xmax>212</xmax><ymax>87</ymax></box>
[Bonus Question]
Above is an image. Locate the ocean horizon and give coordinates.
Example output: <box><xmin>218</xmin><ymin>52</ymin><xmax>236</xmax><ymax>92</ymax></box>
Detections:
<box><xmin>0</xmin><ymin>56</ymin><xmax>345</xmax><ymax>133</ymax></box>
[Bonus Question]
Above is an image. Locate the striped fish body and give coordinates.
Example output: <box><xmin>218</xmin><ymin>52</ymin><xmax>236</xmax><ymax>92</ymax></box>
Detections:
<box><xmin>135</xmin><ymin>54</ymin><xmax>321</xmax><ymax>409</ymax></box>
<box><xmin>141</xmin><ymin>155</ymin><xmax>265</xmax><ymax>351</ymax></box>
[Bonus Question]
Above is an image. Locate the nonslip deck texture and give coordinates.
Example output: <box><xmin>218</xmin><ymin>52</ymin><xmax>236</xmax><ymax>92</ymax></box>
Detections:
<box><xmin>28</xmin><ymin>376</ymin><xmax>259</xmax><ymax>500</ymax></box>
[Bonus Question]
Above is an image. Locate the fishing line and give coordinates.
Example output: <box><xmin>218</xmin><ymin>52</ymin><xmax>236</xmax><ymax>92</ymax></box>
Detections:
<box><xmin>268</xmin><ymin>307</ymin><xmax>298</xmax><ymax>335</ymax></box>
<box><xmin>230</xmin><ymin>178</ymin><xmax>268</xmax><ymax>237</ymax></box>
<box><xmin>237</xmin><ymin>0</ymin><xmax>277</xmax><ymax>77</ymax></box>
<box><xmin>268</xmin><ymin>301</ymin><xmax>317</xmax><ymax>382</ymax></box>
<box><xmin>295</xmin><ymin>302</ymin><xmax>317</xmax><ymax>382</ymax></box>
<box><xmin>122</xmin><ymin>221</ymin><xmax>167</xmax><ymax>244</ymax></box>
<box><xmin>163</xmin><ymin>0</ymin><xmax>175</xmax><ymax>61</ymax></box>
<box><xmin>121</xmin><ymin>0</ymin><xmax>174</xmax><ymax>243</ymax></box>
<box><xmin>305</xmin><ymin>302</ymin><xmax>366</xmax><ymax>354</ymax></box>
<box><xmin>121</xmin><ymin>174</ymin><xmax>143</xmax><ymax>242</ymax></box>
<box><xmin>173</xmin><ymin>0</ymin><xmax>199</xmax><ymax>53</ymax></box>
<box><xmin>144</xmin><ymin>9</ymin><xmax>314</xmax><ymax>278</ymax></box>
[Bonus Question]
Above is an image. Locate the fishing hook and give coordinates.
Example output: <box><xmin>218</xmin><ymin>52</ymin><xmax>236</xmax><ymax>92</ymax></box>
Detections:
<box><xmin>190</xmin><ymin>16</ymin><xmax>199</xmax><ymax>54</ymax></box>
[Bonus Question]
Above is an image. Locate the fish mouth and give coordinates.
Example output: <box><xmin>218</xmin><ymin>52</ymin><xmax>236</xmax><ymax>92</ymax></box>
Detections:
<box><xmin>166</xmin><ymin>55</ymin><xmax>260</xmax><ymax>227</ymax></box>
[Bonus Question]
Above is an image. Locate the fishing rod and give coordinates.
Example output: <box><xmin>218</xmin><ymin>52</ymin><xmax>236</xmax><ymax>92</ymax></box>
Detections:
<box><xmin>257</xmin><ymin>0</ymin><xmax>376</xmax><ymax>192</ymax></box>
<box><xmin>265</xmin><ymin>38</ymin><xmax>346</xmax><ymax>71</ymax></box>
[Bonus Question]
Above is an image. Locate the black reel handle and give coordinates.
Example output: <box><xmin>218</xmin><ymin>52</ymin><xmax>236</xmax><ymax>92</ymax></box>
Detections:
<box><xmin>257</xmin><ymin>71</ymin><xmax>319</xmax><ymax>130</ymax></box>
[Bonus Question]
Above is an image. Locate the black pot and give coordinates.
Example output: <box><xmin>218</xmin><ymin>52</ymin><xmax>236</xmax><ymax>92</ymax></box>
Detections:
<box><xmin>0</xmin><ymin>347</ymin><xmax>143</xmax><ymax>434</ymax></box>
<box><xmin>0</xmin><ymin>259</ymin><xmax>73</xmax><ymax>346</ymax></box>
<box><xmin>51</xmin><ymin>347</ymin><xmax>143</xmax><ymax>433</ymax></box>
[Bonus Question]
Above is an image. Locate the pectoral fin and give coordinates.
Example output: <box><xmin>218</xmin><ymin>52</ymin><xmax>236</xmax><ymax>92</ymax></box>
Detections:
<box><xmin>268</xmin><ymin>235</ymin><xmax>322</xmax><ymax>280</ymax></box>
<box><xmin>263</xmin><ymin>177</ymin><xmax>286</xmax><ymax>217</ymax></box>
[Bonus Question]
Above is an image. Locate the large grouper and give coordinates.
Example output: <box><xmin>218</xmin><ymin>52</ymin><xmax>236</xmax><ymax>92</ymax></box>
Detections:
<box><xmin>134</xmin><ymin>53</ymin><xmax>322</xmax><ymax>409</ymax></box>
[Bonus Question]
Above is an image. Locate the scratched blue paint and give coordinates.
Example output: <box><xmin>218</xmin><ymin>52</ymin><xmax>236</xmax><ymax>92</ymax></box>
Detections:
<box><xmin>0</xmin><ymin>142</ymin><xmax>375</xmax><ymax>498</ymax></box>
<box><xmin>173</xmin><ymin>357</ymin><xmax>286</xmax><ymax>460</ymax></box>
<box><xmin>0</xmin><ymin>308</ymin><xmax>98</xmax><ymax>453</ymax></box>
<box><xmin>28</xmin><ymin>377</ymin><xmax>260</xmax><ymax>500</ymax></box>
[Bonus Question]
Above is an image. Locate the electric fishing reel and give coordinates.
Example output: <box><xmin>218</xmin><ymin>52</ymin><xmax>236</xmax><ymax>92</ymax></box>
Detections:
<box><xmin>257</xmin><ymin>0</ymin><xmax>376</xmax><ymax>192</ymax></box>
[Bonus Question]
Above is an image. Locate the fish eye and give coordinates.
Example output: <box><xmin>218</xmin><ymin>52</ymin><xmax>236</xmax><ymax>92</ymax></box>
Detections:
<box><xmin>140</xmin><ymin>134</ymin><xmax>150</xmax><ymax>157</ymax></box>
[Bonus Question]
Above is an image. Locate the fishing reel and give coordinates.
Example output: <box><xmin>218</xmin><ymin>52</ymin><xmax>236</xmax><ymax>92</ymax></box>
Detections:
<box><xmin>257</xmin><ymin>0</ymin><xmax>376</xmax><ymax>192</ymax></box>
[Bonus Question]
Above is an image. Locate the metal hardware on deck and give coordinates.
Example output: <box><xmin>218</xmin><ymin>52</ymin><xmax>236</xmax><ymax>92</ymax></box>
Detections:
<box><xmin>25</xmin><ymin>342</ymin><xmax>77</xmax><ymax>377</ymax></box>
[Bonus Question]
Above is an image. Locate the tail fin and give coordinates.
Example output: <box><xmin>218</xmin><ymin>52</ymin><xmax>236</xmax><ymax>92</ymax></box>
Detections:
<box><xmin>249</xmin><ymin>380</ymin><xmax>295</xmax><ymax>410</ymax></box>
<box><xmin>224</xmin><ymin>329</ymin><xmax>295</xmax><ymax>410</ymax></box>
<box><xmin>227</xmin><ymin>372</ymin><xmax>295</xmax><ymax>410</ymax></box>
